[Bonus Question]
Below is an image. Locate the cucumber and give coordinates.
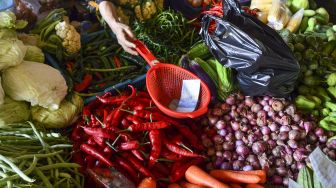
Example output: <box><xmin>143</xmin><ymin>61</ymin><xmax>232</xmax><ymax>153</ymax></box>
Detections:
<box><xmin>294</xmin><ymin>43</ymin><xmax>306</xmax><ymax>52</ymax></box>
<box><xmin>322</xmin><ymin>40</ymin><xmax>336</xmax><ymax>56</ymax></box>
<box><xmin>333</xmin><ymin>25</ymin><xmax>336</xmax><ymax>32</ymax></box>
<box><xmin>304</xmin><ymin>9</ymin><xmax>316</xmax><ymax>17</ymax></box>
<box><xmin>313</xmin><ymin>14</ymin><xmax>328</xmax><ymax>25</ymax></box>
<box><xmin>326</xmin><ymin>29</ymin><xmax>336</xmax><ymax>41</ymax></box>
<box><xmin>187</xmin><ymin>42</ymin><xmax>211</xmax><ymax>60</ymax></box>
<box><xmin>299</xmin><ymin>17</ymin><xmax>309</xmax><ymax>33</ymax></box>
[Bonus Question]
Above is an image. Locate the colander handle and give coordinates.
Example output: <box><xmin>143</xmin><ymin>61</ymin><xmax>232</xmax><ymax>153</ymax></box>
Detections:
<box><xmin>133</xmin><ymin>40</ymin><xmax>160</xmax><ymax>67</ymax></box>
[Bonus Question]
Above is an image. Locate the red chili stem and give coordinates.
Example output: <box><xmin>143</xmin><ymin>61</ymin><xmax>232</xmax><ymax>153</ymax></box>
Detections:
<box><xmin>80</xmin><ymin>144</ymin><xmax>114</xmax><ymax>167</ymax></box>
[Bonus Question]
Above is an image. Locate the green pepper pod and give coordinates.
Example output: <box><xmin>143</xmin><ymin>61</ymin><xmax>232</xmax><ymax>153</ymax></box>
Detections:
<box><xmin>325</xmin><ymin>101</ymin><xmax>336</xmax><ymax>111</ymax></box>
<box><xmin>327</xmin><ymin>87</ymin><xmax>336</xmax><ymax>99</ymax></box>
<box><xmin>295</xmin><ymin>95</ymin><xmax>316</xmax><ymax>110</ymax></box>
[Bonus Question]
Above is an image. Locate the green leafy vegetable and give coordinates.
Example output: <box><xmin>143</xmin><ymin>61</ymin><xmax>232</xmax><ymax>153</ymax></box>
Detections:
<box><xmin>0</xmin><ymin>11</ymin><xmax>27</xmax><ymax>29</ymax></box>
<box><xmin>32</xmin><ymin>94</ymin><xmax>83</xmax><ymax>128</ymax></box>
<box><xmin>0</xmin><ymin>28</ymin><xmax>16</xmax><ymax>39</ymax></box>
<box><xmin>0</xmin><ymin>77</ymin><xmax>4</xmax><ymax>105</ymax></box>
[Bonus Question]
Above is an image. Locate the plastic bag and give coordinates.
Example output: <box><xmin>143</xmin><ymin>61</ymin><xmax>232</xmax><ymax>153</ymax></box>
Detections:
<box><xmin>200</xmin><ymin>0</ymin><xmax>300</xmax><ymax>97</ymax></box>
<box><xmin>267</xmin><ymin>0</ymin><xmax>292</xmax><ymax>30</ymax></box>
<box><xmin>14</xmin><ymin>0</ymin><xmax>40</xmax><ymax>28</ymax></box>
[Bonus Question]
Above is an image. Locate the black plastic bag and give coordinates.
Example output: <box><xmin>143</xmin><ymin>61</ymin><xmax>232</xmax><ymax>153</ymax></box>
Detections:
<box><xmin>200</xmin><ymin>0</ymin><xmax>300</xmax><ymax>97</ymax></box>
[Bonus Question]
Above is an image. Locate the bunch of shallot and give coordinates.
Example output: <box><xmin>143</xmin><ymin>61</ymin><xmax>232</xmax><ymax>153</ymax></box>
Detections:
<box><xmin>200</xmin><ymin>93</ymin><xmax>336</xmax><ymax>186</ymax></box>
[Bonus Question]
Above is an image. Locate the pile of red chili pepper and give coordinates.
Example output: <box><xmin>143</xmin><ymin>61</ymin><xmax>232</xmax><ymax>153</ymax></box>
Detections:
<box><xmin>70</xmin><ymin>85</ymin><xmax>205</xmax><ymax>187</ymax></box>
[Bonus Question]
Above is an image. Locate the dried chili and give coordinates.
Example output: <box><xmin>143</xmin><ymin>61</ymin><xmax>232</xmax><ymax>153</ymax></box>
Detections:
<box><xmin>119</xmin><ymin>140</ymin><xmax>140</xmax><ymax>151</ymax></box>
<box><xmin>74</xmin><ymin>74</ymin><xmax>93</xmax><ymax>92</ymax></box>
<box><xmin>164</xmin><ymin>141</ymin><xmax>202</xmax><ymax>158</ymax></box>
<box><xmin>83</xmin><ymin>127</ymin><xmax>116</xmax><ymax>140</ymax></box>
<box><xmin>115</xmin><ymin>156</ymin><xmax>140</xmax><ymax>184</ymax></box>
<box><xmin>126</xmin><ymin>115</ymin><xmax>144</xmax><ymax>124</ymax></box>
<box><xmin>96</xmin><ymin>95</ymin><xmax>128</xmax><ymax>104</ymax></box>
<box><xmin>124</xmin><ymin>153</ymin><xmax>153</xmax><ymax>178</ymax></box>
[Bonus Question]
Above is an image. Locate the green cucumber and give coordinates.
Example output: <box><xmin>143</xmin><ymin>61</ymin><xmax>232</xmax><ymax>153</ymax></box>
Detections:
<box><xmin>304</xmin><ymin>10</ymin><xmax>316</xmax><ymax>17</ymax></box>
<box><xmin>187</xmin><ymin>42</ymin><xmax>211</xmax><ymax>60</ymax></box>
<box><xmin>299</xmin><ymin>17</ymin><xmax>309</xmax><ymax>33</ymax></box>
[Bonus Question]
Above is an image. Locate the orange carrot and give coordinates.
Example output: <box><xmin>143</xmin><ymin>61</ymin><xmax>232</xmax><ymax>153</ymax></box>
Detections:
<box><xmin>246</xmin><ymin>184</ymin><xmax>265</xmax><ymax>188</ymax></box>
<box><xmin>180</xmin><ymin>181</ymin><xmax>206</xmax><ymax>188</ymax></box>
<box><xmin>138</xmin><ymin>177</ymin><xmax>156</xmax><ymax>188</ymax></box>
<box><xmin>168</xmin><ymin>183</ymin><xmax>183</xmax><ymax>188</ymax></box>
<box><xmin>185</xmin><ymin>165</ymin><xmax>229</xmax><ymax>188</ymax></box>
<box><xmin>228</xmin><ymin>170</ymin><xmax>267</xmax><ymax>183</ymax></box>
<box><xmin>210</xmin><ymin>170</ymin><xmax>261</xmax><ymax>184</ymax></box>
<box><xmin>229</xmin><ymin>183</ymin><xmax>243</xmax><ymax>188</ymax></box>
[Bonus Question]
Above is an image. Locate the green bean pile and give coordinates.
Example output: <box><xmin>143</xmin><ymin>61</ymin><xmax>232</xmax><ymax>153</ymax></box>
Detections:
<box><xmin>132</xmin><ymin>9</ymin><xmax>201</xmax><ymax>64</ymax></box>
<box><xmin>0</xmin><ymin>122</ymin><xmax>84</xmax><ymax>188</ymax></box>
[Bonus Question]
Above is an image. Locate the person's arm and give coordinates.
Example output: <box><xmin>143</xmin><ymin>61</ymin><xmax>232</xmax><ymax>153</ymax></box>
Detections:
<box><xmin>98</xmin><ymin>0</ymin><xmax>138</xmax><ymax>55</ymax></box>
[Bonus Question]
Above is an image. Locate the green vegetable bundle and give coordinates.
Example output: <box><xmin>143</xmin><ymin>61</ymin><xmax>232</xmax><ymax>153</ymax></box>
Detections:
<box><xmin>0</xmin><ymin>122</ymin><xmax>84</xmax><ymax>188</ymax></box>
<box><xmin>132</xmin><ymin>9</ymin><xmax>201</xmax><ymax>64</ymax></box>
<box><xmin>281</xmin><ymin>23</ymin><xmax>336</xmax><ymax>132</ymax></box>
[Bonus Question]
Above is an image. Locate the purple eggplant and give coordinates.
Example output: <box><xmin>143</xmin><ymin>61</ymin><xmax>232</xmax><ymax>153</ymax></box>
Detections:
<box><xmin>189</xmin><ymin>60</ymin><xmax>218</xmax><ymax>104</ymax></box>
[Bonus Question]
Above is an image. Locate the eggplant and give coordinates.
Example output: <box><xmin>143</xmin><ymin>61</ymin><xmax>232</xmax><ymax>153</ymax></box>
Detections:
<box><xmin>179</xmin><ymin>55</ymin><xmax>191</xmax><ymax>70</ymax></box>
<box><xmin>189</xmin><ymin>60</ymin><xmax>218</xmax><ymax>104</ymax></box>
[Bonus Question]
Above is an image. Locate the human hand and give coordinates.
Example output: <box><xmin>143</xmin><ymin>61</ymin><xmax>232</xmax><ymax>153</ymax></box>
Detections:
<box><xmin>111</xmin><ymin>21</ymin><xmax>138</xmax><ymax>55</ymax></box>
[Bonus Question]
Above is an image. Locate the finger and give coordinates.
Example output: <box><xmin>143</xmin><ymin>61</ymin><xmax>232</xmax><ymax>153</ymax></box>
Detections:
<box><xmin>124</xmin><ymin>46</ymin><xmax>138</xmax><ymax>55</ymax></box>
<box><xmin>123</xmin><ymin>40</ymin><xmax>136</xmax><ymax>49</ymax></box>
<box><xmin>122</xmin><ymin>26</ymin><xmax>135</xmax><ymax>39</ymax></box>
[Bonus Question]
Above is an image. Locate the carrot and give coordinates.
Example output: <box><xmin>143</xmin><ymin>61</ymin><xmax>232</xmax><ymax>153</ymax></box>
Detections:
<box><xmin>180</xmin><ymin>181</ymin><xmax>206</xmax><ymax>188</ymax></box>
<box><xmin>210</xmin><ymin>170</ymin><xmax>261</xmax><ymax>184</ymax></box>
<box><xmin>229</xmin><ymin>183</ymin><xmax>242</xmax><ymax>188</ymax></box>
<box><xmin>185</xmin><ymin>165</ymin><xmax>229</xmax><ymax>188</ymax></box>
<box><xmin>246</xmin><ymin>184</ymin><xmax>265</xmax><ymax>188</ymax></box>
<box><xmin>138</xmin><ymin>177</ymin><xmax>156</xmax><ymax>188</ymax></box>
<box><xmin>228</xmin><ymin>170</ymin><xmax>267</xmax><ymax>184</ymax></box>
<box><xmin>168</xmin><ymin>183</ymin><xmax>182</xmax><ymax>188</ymax></box>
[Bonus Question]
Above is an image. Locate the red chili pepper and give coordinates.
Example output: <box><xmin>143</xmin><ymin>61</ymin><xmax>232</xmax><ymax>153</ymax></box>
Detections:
<box><xmin>173</xmin><ymin>123</ymin><xmax>204</xmax><ymax>151</ymax></box>
<box><xmin>70</xmin><ymin>124</ymin><xmax>83</xmax><ymax>142</ymax></box>
<box><xmin>164</xmin><ymin>141</ymin><xmax>202</xmax><ymax>158</ymax></box>
<box><xmin>103</xmin><ymin>146</ymin><xmax>113</xmax><ymax>154</ymax></box>
<box><xmin>110</xmin><ymin>85</ymin><xmax>137</xmax><ymax>127</ymax></box>
<box><xmin>96</xmin><ymin>95</ymin><xmax>128</xmax><ymax>104</ymax></box>
<box><xmin>121</xmin><ymin>118</ymin><xmax>131</xmax><ymax>129</ymax></box>
<box><xmin>105</xmin><ymin>109</ymin><xmax>116</xmax><ymax>125</ymax></box>
<box><xmin>171</xmin><ymin>135</ymin><xmax>183</xmax><ymax>146</ymax></box>
<box><xmin>136</xmin><ymin>91</ymin><xmax>151</xmax><ymax>98</ymax></box>
<box><xmin>148</xmin><ymin>130</ymin><xmax>162</xmax><ymax>168</ymax></box>
<box><xmin>85</xmin><ymin>155</ymin><xmax>96</xmax><ymax>169</ymax></box>
<box><xmin>152</xmin><ymin>162</ymin><xmax>170</xmax><ymax>176</ymax></box>
<box><xmin>115</xmin><ymin>156</ymin><xmax>140</xmax><ymax>184</ymax></box>
<box><xmin>123</xmin><ymin>152</ymin><xmax>153</xmax><ymax>178</ymax></box>
<box><xmin>161</xmin><ymin>149</ymin><xmax>184</xmax><ymax>161</ymax></box>
<box><xmin>83</xmin><ymin>99</ymin><xmax>101</xmax><ymax>120</ymax></box>
<box><xmin>113</xmin><ymin>55</ymin><xmax>122</xmax><ymax>68</ymax></box>
<box><xmin>87</xmin><ymin>137</ymin><xmax>97</xmax><ymax>146</ymax></box>
<box><xmin>119</xmin><ymin>140</ymin><xmax>140</xmax><ymax>150</ymax></box>
<box><xmin>126</xmin><ymin>115</ymin><xmax>144</xmax><ymax>124</ymax></box>
<box><xmin>83</xmin><ymin>127</ymin><xmax>116</xmax><ymax>140</ymax></box>
<box><xmin>90</xmin><ymin>114</ymin><xmax>100</xmax><ymax>127</ymax></box>
<box><xmin>80</xmin><ymin>144</ymin><xmax>114</xmax><ymax>167</ymax></box>
<box><xmin>127</xmin><ymin>121</ymin><xmax>170</xmax><ymax>132</ymax></box>
<box><xmin>74</xmin><ymin>74</ymin><xmax>93</xmax><ymax>92</ymax></box>
<box><xmin>92</xmin><ymin>136</ymin><xmax>106</xmax><ymax>147</ymax></box>
<box><xmin>131</xmin><ymin>150</ymin><xmax>145</xmax><ymax>161</ymax></box>
<box><xmin>169</xmin><ymin>157</ymin><xmax>204</xmax><ymax>183</ymax></box>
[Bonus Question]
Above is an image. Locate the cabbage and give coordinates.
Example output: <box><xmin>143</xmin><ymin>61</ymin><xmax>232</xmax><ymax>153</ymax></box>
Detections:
<box><xmin>24</xmin><ymin>45</ymin><xmax>45</xmax><ymax>63</ymax></box>
<box><xmin>0</xmin><ymin>77</ymin><xmax>4</xmax><ymax>105</ymax></box>
<box><xmin>0</xmin><ymin>11</ymin><xmax>16</xmax><ymax>29</ymax></box>
<box><xmin>0</xmin><ymin>28</ymin><xmax>17</xmax><ymax>39</ymax></box>
<box><xmin>0</xmin><ymin>11</ymin><xmax>28</xmax><ymax>29</ymax></box>
<box><xmin>2</xmin><ymin>61</ymin><xmax>68</xmax><ymax>110</ymax></box>
<box><xmin>0</xmin><ymin>97</ymin><xmax>30</xmax><ymax>127</ymax></box>
<box><xmin>32</xmin><ymin>94</ymin><xmax>83</xmax><ymax>128</ymax></box>
<box><xmin>18</xmin><ymin>33</ymin><xmax>40</xmax><ymax>46</ymax></box>
<box><xmin>0</xmin><ymin>39</ymin><xmax>27</xmax><ymax>71</ymax></box>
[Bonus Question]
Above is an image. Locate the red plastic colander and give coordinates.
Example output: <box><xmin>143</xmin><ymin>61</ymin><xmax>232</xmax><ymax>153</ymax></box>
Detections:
<box><xmin>134</xmin><ymin>40</ymin><xmax>211</xmax><ymax>119</ymax></box>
